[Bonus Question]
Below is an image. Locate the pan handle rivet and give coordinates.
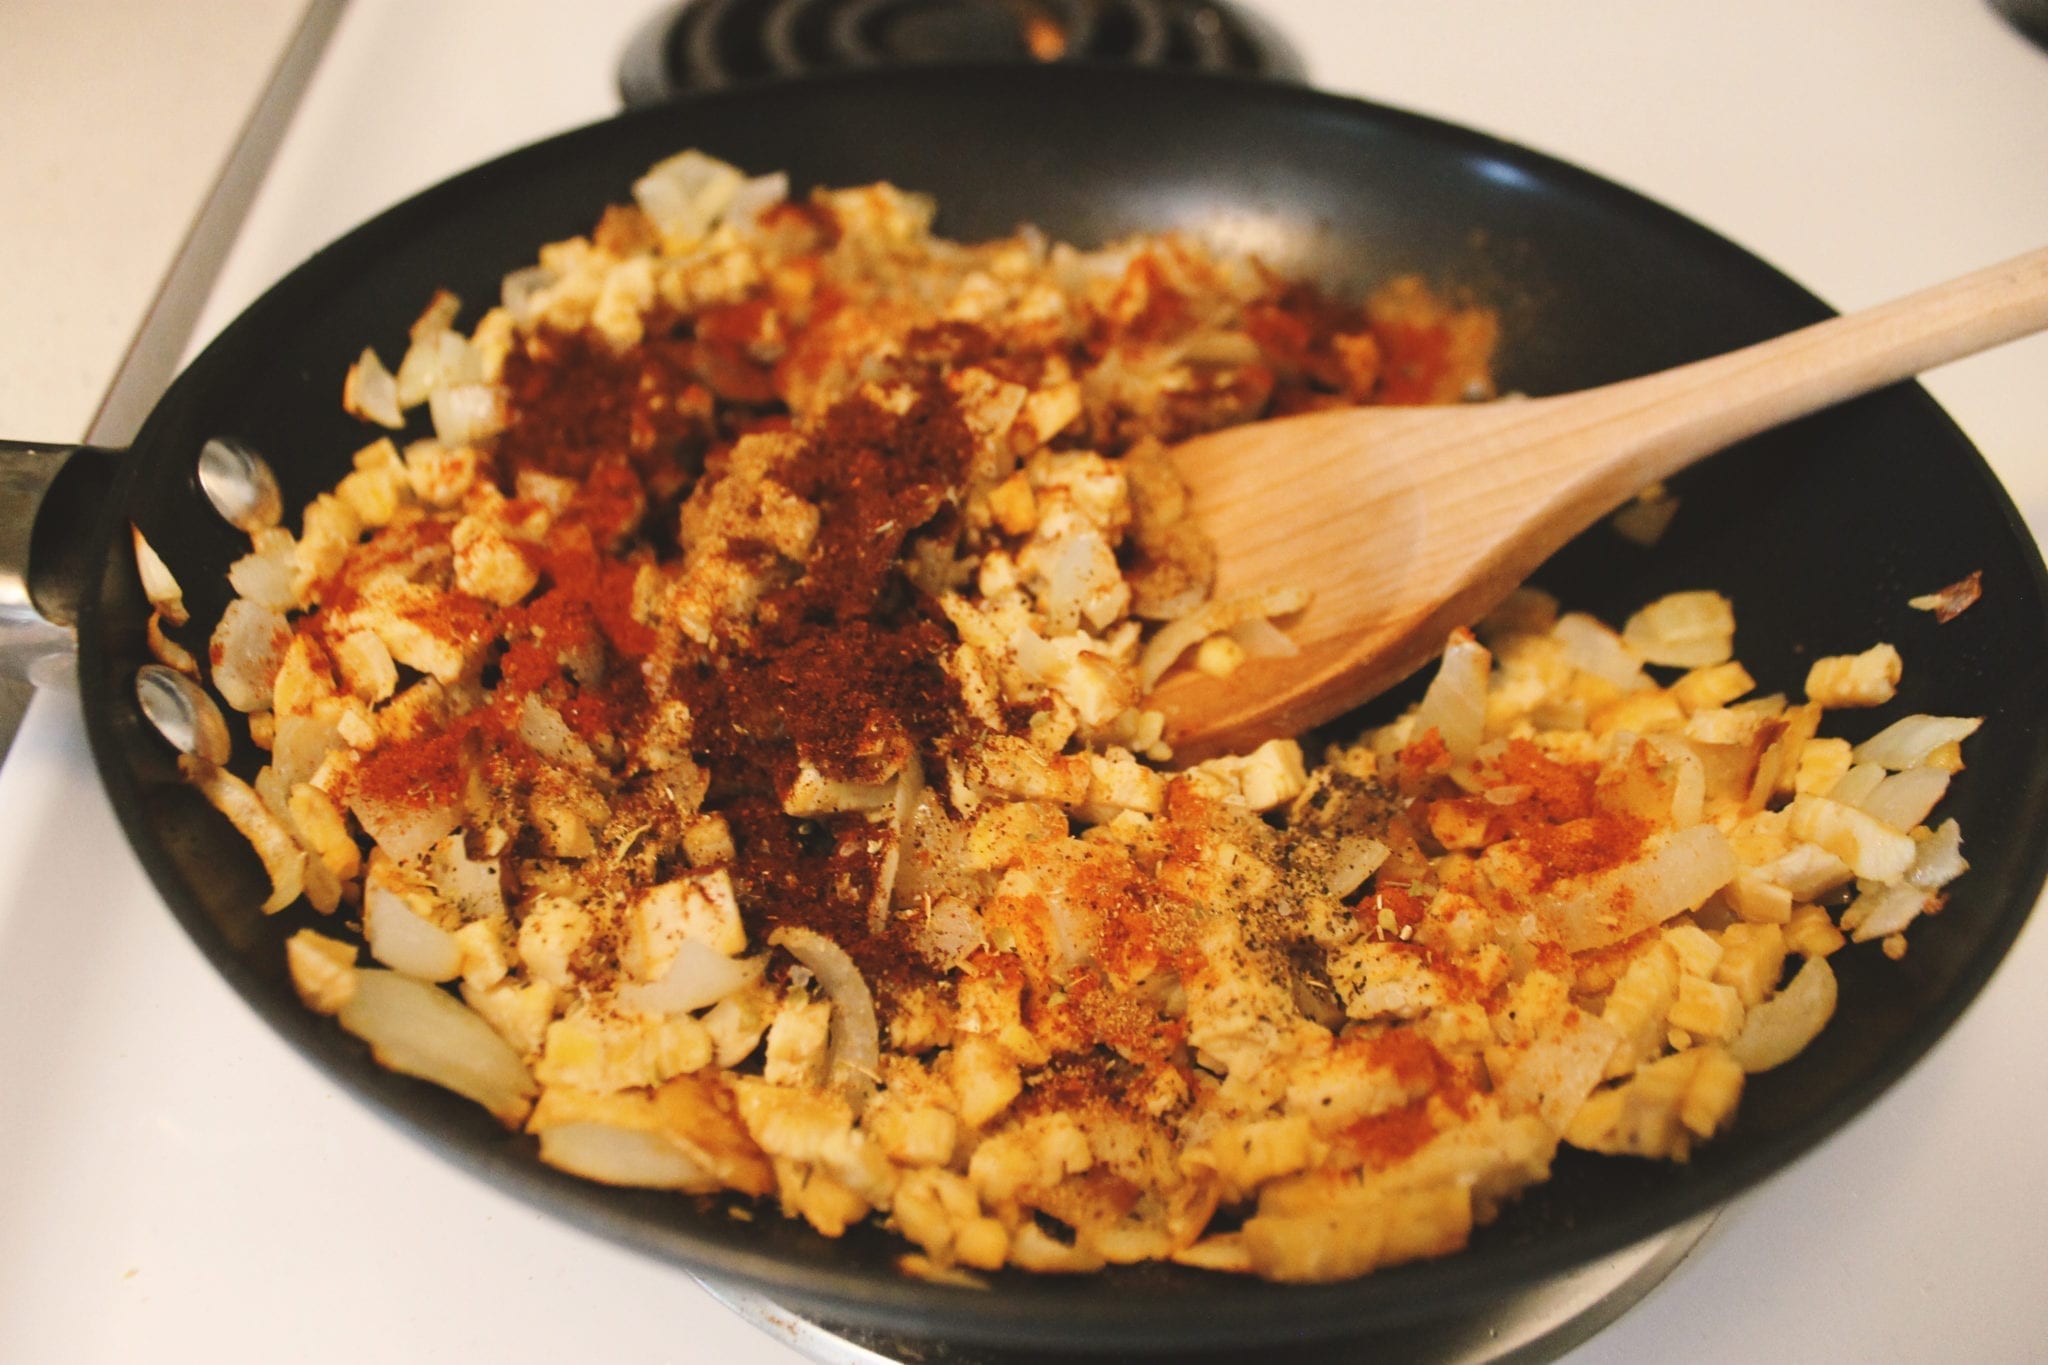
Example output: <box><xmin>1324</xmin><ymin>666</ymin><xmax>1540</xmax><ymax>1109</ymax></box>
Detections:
<box><xmin>136</xmin><ymin>664</ymin><xmax>232</xmax><ymax>764</ymax></box>
<box><xmin>197</xmin><ymin>438</ymin><xmax>283</xmax><ymax>534</ymax></box>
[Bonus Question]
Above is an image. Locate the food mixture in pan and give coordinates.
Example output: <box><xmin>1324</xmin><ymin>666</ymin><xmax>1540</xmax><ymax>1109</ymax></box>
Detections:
<box><xmin>159</xmin><ymin>151</ymin><xmax>1979</xmax><ymax>1283</ymax></box>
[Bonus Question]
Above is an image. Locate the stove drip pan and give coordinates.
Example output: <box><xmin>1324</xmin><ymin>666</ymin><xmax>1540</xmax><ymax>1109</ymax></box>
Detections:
<box><xmin>618</xmin><ymin>0</ymin><xmax>1304</xmax><ymax>105</ymax></box>
<box><xmin>696</xmin><ymin>1210</ymin><xmax>1715</xmax><ymax>1364</ymax></box>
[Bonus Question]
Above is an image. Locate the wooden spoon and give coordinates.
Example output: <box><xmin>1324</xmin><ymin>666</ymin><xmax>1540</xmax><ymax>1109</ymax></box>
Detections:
<box><xmin>1153</xmin><ymin>246</ymin><xmax>2048</xmax><ymax>763</ymax></box>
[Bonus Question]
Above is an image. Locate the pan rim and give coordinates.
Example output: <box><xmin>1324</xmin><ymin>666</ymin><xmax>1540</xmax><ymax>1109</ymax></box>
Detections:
<box><xmin>74</xmin><ymin>62</ymin><xmax>2048</xmax><ymax>1349</ymax></box>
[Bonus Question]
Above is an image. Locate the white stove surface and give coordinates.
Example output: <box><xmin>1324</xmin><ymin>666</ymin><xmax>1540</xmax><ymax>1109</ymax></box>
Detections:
<box><xmin>3</xmin><ymin>2</ymin><xmax>2045</xmax><ymax>1360</ymax></box>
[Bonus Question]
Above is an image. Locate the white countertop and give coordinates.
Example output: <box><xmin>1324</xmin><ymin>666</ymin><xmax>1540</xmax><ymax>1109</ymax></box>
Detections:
<box><xmin>1</xmin><ymin>1</ymin><xmax>2045</xmax><ymax>1361</ymax></box>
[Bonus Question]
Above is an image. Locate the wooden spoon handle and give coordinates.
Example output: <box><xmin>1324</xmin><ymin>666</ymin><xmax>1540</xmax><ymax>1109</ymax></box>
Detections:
<box><xmin>1538</xmin><ymin>244</ymin><xmax>2048</xmax><ymax>495</ymax></box>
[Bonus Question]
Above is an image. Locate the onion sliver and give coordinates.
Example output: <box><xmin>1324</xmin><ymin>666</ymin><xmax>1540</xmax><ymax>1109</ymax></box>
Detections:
<box><xmin>770</xmin><ymin>926</ymin><xmax>880</xmax><ymax>1108</ymax></box>
<box><xmin>1851</xmin><ymin>714</ymin><xmax>1981</xmax><ymax>770</ymax></box>
<box><xmin>363</xmin><ymin>881</ymin><xmax>462</xmax><ymax>982</ymax></box>
<box><xmin>1729</xmin><ymin>957</ymin><xmax>1837</xmax><ymax>1072</ymax></box>
<box><xmin>617</xmin><ymin>942</ymin><xmax>767</xmax><ymax>1016</ymax></box>
<box><xmin>537</xmin><ymin>1123</ymin><xmax>715</xmax><ymax>1191</ymax></box>
<box><xmin>338</xmin><ymin>969</ymin><xmax>536</xmax><ymax>1126</ymax></box>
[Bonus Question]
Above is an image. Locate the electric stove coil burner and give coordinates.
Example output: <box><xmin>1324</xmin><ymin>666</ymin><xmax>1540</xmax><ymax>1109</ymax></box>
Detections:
<box><xmin>617</xmin><ymin>0</ymin><xmax>1303</xmax><ymax>105</ymax></box>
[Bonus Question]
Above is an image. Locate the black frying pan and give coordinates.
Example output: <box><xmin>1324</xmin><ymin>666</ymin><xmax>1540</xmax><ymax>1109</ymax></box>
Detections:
<box><xmin>21</xmin><ymin>65</ymin><xmax>2048</xmax><ymax>1352</ymax></box>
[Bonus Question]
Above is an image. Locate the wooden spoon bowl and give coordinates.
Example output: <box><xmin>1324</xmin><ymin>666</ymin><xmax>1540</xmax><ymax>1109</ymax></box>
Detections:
<box><xmin>1154</xmin><ymin>246</ymin><xmax>2048</xmax><ymax>762</ymax></box>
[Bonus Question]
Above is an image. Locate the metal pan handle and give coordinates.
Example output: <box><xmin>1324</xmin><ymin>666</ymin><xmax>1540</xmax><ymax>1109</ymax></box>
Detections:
<box><xmin>0</xmin><ymin>439</ymin><xmax>120</xmax><ymax>687</ymax></box>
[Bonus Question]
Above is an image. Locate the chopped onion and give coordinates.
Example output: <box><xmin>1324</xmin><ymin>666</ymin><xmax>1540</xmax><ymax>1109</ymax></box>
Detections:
<box><xmin>1539</xmin><ymin>824</ymin><xmax>1737</xmax><ymax>951</ymax></box>
<box><xmin>396</xmin><ymin>329</ymin><xmax>480</xmax><ymax>410</ymax></box>
<box><xmin>501</xmin><ymin>265</ymin><xmax>556</xmax><ymax>323</ymax></box>
<box><xmin>873</xmin><ymin>756</ymin><xmax>924</xmax><ymax>929</ymax></box>
<box><xmin>1825</xmin><ymin>762</ymin><xmax>1888</xmax><ymax>808</ymax></box>
<box><xmin>1842</xmin><ymin>881</ymin><xmax>1931</xmax><ymax>943</ymax></box>
<box><xmin>518</xmin><ymin>694</ymin><xmax>597</xmax><ymax>769</ymax></box>
<box><xmin>1139</xmin><ymin>586</ymin><xmax>1309</xmax><ymax>691</ymax></box>
<box><xmin>1856</xmin><ymin>766</ymin><xmax>1951</xmax><ymax>832</ymax></box>
<box><xmin>1729</xmin><ymin>957</ymin><xmax>1836</xmax><ymax>1072</ymax></box>
<box><xmin>1787</xmin><ymin>795</ymin><xmax>1916</xmax><ymax>882</ymax></box>
<box><xmin>425</xmin><ymin>833</ymin><xmax>505</xmax><ymax>920</ymax></box>
<box><xmin>1851</xmin><ymin>714</ymin><xmax>1982</xmax><ymax>770</ymax></box>
<box><xmin>1908</xmin><ymin>818</ymin><xmax>1968</xmax><ymax>891</ymax></box>
<box><xmin>428</xmin><ymin>382</ymin><xmax>504</xmax><ymax>446</ymax></box>
<box><xmin>1553</xmin><ymin>612</ymin><xmax>1649</xmax><ymax>689</ymax></box>
<box><xmin>350</xmin><ymin>785</ymin><xmax>463</xmax><ymax>864</ymax></box>
<box><xmin>1324</xmin><ymin>835</ymin><xmax>1389</xmax><ymax>898</ymax></box>
<box><xmin>272</xmin><ymin>708</ymin><xmax>344</xmax><ymax>787</ymax></box>
<box><xmin>913</xmin><ymin>894</ymin><xmax>986</xmax><ymax>971</ymax></box>
<box><xmin>617</xmin><ymin>941</ymin><xmax>767</xmax><ymax>1016</ymax></box>
<box><xmin>1621</xmin><ymin>591</ymin><xmax>1735</xmax><ymax>668</ymax></box>
<box><xmin>227</xmin><ymin>536</ymin><xmax>297</xmax><ymax>611</ymax></box>
<box><xmin>537</xmin><ymin>1123</ymin><xmax>715</xmax><ymax>1190</ymax></box>
<box><xmin>632</xmin><ymin>149</ymin><xmax>744</xmax><ymax>241</ymax></box>
<box><xmin>364</xmin><ymin>880</ymin><xmax>462</xmax><ymax>982</ymax></box>
<box><xmin>209</xmin><ymin>598</ymin><xmax>291</xmax><ymax>712</ymax></box>
<box><xmin>1229</xmin><ymin>615</ymin><xmax>1300</xmax><ymax>660</ymax></box>
<box><xmin>178</xmin><ymin>754</ymin><xmax>305</xmax><ymax>914</ymax></box>
<box><xmin>337</xmin><ymin>969</ymin><xmax>536</xmax><ymax>1126</ymax></box>
<box><xmin>1411</xmin><ymin>629</ymin><xmax>1490</xmax><ymax>761</ymax></box>
<box><xmin>770</xmin><ymin>926</ymin><xmax>880</xmax><ymax>1109</ymax></box>
<box><xmin>1495</xmin><ymin>1009</ymin><xmax>1622</xmax><ymax>1129</ymax></box>
<box><xmin>726</xmin><ymin>171</ymin><xmax>790</xmax><ymax>230</ymax></box>
<box><xmin>342</xmin><ymin>347</ymin><xmax>405</xmax><ymax>428</ymax></box>
<box><xmin>132</xmin><ymin>525</ymin><xmax>187</xmax><ymax>624</ymax></box>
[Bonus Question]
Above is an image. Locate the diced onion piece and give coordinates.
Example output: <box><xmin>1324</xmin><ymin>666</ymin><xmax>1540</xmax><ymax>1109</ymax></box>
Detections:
<box><xmin>363</xmin><ymin>880</ymin><xmax>462</xmax><ymax>982</ymax></box>
<box><xmin>1856</xmin><ymin>766</ymin><xmax>1950</xmax><ymax>833</ymax></box>
<box><xmin>1787</xmin><ymin>795</ymin><xmax>1917</xmax><ymax>882</ymax></box>
<box><xmin>1495</xmin><ymin>1009</ymin><xmax>1622</xmax><ymax>1129</ymax></box>
<box><xmin>1411</xmin><ymin>628</ymin><xmax>1490</xmax><ymax>762</ymax></box>
<box><xmin>1843</xmin><ymin>881</ymin><xmax>1932</xmax><ymax>942</ymax></box>
<box><xmin>252</xmin><ymin>765</ymin><xmax>340</xmax><ymax>914</ymax></box>
<box><xmin>770</xmin><ymin>926</ymin><xmax>880</xmax><ymax>1109</ymax></box>
<box><xmin>343</xmin><ymin>347</ymin><xmax>405</xmax><ymax>428</ymax></box>
<box><xmin>1140</xmin><ymin>586</ymin><xmax>1310</xmax><ymax>691</ymax></box>
<box><xmin>286</xmin><ymin>929</ymin><xmax>358</xmax><ymax>1015</ymax></box>
<box><xmin>537</xmin><ymin>1122</ymin><xmax>715</xmax><ymax>1190</ymax></box>
<box><xmin>617</xmin><ymin>942</ymin><xmax>767</xmax><ymax>1016</ymax></box>
<box><xmin>1325</xmin><ymin>835</ymin><xmax>1389</xmax><ymax>898</ymax></box>
<box><xmin>912</xmin><ymin>894</ymin><xmax>986</xmax><ymax>970</ymax></box>
<box><xmin>873</xmin><ymin>755</ymin><xmax>925</xmax><ymax>929</ymax></box>
<box><xmin>337</xmin><ymin>969</ymin><xmax>537</xmax><ymax>1126</ymax></box>
<box><xmin>227</xmin><ymin>536</ymin><xmax>298</xmax><ymax>611</ymax></box>
<box><xmin>428</xmin><ymin>382</ymin><xmax>504</xmax><ymax>446</ymax></box>
<box><xmin>178</xmin><ymin>753</ymin><xmax>305</xmax><ymax>914</ymax></box>
<box><xmin>1825</xmin><ymin>762</ymin><xmax>1887</xmax><ymax>808</ymax></box>
<box><xmin>209</xmin><ymin>598</ymin><xmax>291</xmax><ymax>712</ymax></box>
<box><xmin>1851</xmin><ymin>715</ymin><xmax>1982</xmax><ymax>770</ymax></box>
<box><xmin>1539</xmin><ymin>824</ymin><xmax>1737</xmax><ymax>951</ymax></box>
<box><xmin>518</xmin><ymin>694</ymin><xmax>597</xmax><ymax>769</ymax></box>
<box><xmin>396</xmin><ymin>328</ymin><xmax>480</xmax><ymax>409</ymax></box>
<box><xmin>784</xmin><ymin>763</ymin><xmax>899</xmax><ymax>815</ymax></box>
<box><xmin>726</xmin><ymin>171</ymin><xmax>790</xmax><ymax>230</ymax></box>
<box><xmin>132</xmin><ymin>525</ymin><xmax>188</xmax><ymax>624</ymax></box>
<box><xmin>1229</xmin><ymin>614</ymin><xmax>1300</xmax><ymax>660</ymax></box>
<box><xmin>1729</xmin><ymin>956</ymin><xmax>1837</xmax><ymax>1072</ymax></box>
<box><xmin>501</xmin><ymin>265</ymin><xmax>556</xmax><ymax>323</ymax></box>
<box><xmin>1553</xmin><ymin>612</ymin><xmax>1649</xmax><ymax>690</ymax></box>
<box><xmin>1622</xmin><ymin>591</ymin><xmax>1735</xmax><ymax>668</ymax></box>
<box><xmin>350</xmin><ymin>785</ymin><xmax>464</xmax><ymax>865</ymax></box>
<box><xmin>1752</xmin><ymin>842</ymin><xmax>1854</xmax><ymax>901</ymax></box>
<box><xmin>425</xmin><ymin>833</ymin><xmax>505</xmax><ymax>920</ymax></box>
<box><xmin>1908</xmin><ymin>818</ymin><xmax>1968</xmax><ymax>891</ymax></box>
<box><xmin>632</xmin><ymin>149</ymin><xmax>745</xmax><ymax>241</ymax></box>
